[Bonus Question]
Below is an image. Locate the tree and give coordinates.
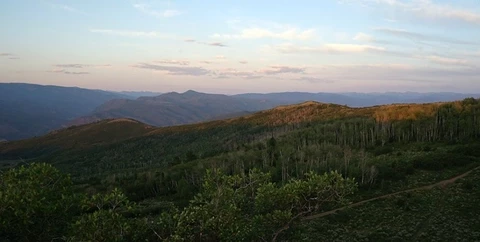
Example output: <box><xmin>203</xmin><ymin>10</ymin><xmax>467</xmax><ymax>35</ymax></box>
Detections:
<box><xmin>68</xmin><ymin>188</ymin><xmax>140</xmax><ymax>242</ymax></box>
<box><xmin>169</xmin><ymin>169</ymin><xmax>357</xmax><ymax>241</ymax></box>
<box><xmin>0</xmin><ymin>163</ymin><xmax>80</xmax><ymax>241</ymax></box>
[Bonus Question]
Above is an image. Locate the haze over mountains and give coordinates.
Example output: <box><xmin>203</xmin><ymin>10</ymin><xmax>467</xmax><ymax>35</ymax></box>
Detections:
<box><xmin>68</xmin><ymin>90</ymin><xmax>280</xmax><ymax>127</ymax></box>
<box><xmin>1</xmin><ymin>82</ymin><xmax>479</xmax><ymax>141</ymax></box>
<box><xmin>0</xmin><ymin>83</ymin><xmax>127</xmax><ymax>141</ymax></box>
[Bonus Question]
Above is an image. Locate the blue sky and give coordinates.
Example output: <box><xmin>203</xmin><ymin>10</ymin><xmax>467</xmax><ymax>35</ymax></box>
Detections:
<box><xmin>1</xmin><ymin>0</ymin><xmax>480</xmax><ymax>93</ymax></box>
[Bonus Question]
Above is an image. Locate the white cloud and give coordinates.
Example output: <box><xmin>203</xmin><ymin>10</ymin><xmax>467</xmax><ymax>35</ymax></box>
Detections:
<box><xmin>212</xmin><ymin>27</ymin><xmax>316</xmax><ymax>40</ymax></box>
<box><xmin>213</xmin><ymin>65</ymin><xmax>306</xmax><ymax>79</ymax></box>
<box><xmin>163</xmin><ymin>9</ymin><xmax>181</xmax><ymax>18</ymax></box>
<box><xmin>257</xmin><ymin>65</ymin><xmax>305</xmax><ymax>75</ymax></box>
<box><xmin>155</xmin><ymin>60</ymin><xmax>190</xmax><ymax>65</ymax></box>
<box><xmin>132</xmin><ymin>63</ymin><xmax>210</xmax><ymax>76</ymax></box>
<box><xmin>295</xmin><ymin>76</ymin><xmax>335</xmax><ymax>83</ymax></box>
<box><xmin>215</xmin><ymin>55</ymin><xmax>226</xmax><ymax>59</ymax></box>
<box><xmin>345</xmin><ymin>0</ymin><xmax>480</xmax><ymax>25</ymax></box>
<box><xmin>413</xmin><ymin>0</ymin><xmax>480</xmax><ymax>24</ymax></box>
<box><xmin>353</xmin><ymin>32</ymin><xmax>374</xmax><ymax>42</ymax></box>
<box><xmin>133</xmin><ymin>4</ymin><xmax>181</xmax><ymax>18</ymax></box>
<box><xmin>89</xmin><ymin>29</ymin><xmax>172</xmax><ymax>38</ymax></box>
<box><xmin>273</xmin><ymin>43</ymin><xmax>386</xmax><ymax>54</ymax></box>
<box><xmin>307</xmin><ymin>63</ymin><xmax>480</xmax><ymax>87</ymax></box>
<box><xmin>324</xmin><ymin>44</ymin><xmax>385</xmax><ymax>52</ymax></box>
<box><xmin>54</xmin><ymin>64</ymin><xmax>111</xmax><ymax>68</ymax></box>
<box><xmin>375</xmin><ymin>28</ymin><xmax>478</xmax><ymax>46</ymax></box>
<box><xmin>50</xmin><ymin>3</ymin><xmax>86</xmax><ymax>15</ymax></box>
<box><xmin>420</xmin><ymin>55</ymin><xmax>470</xmax><ymax>66</ymax></box>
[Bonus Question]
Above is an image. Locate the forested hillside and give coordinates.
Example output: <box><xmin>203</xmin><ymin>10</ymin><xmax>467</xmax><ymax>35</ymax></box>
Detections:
<box><xmin>1</xmin><ymin>98</ymin><xmax>480</xmax><ymax>241</ymax></box>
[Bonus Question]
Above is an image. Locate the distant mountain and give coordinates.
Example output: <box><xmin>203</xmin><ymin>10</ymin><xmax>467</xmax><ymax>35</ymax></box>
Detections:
<box><xmin>235</xmin><ymin>92</ymin><xmax>480</xmax><ymax>107</ymax></box>
<box><xmin>118</xmin><ymin>91</ymin><xmax>163</xmax><ymax>98</ymax></box>
<box><xmin>68</xmin><ymin>90</ymin><xmax>281</xmax><ymax>127</ymax></box>
<box><xmin>0</xmin><ymin>83</ymin><xmax>128</xmax><ymax>141</ymax></box>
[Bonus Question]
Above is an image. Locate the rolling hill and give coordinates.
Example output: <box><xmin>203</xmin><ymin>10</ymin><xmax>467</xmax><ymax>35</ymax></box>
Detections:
<box><xmin>0</xmin><ymin>83</ymin><xmax>129</xmax><ymax>141</ymax></box>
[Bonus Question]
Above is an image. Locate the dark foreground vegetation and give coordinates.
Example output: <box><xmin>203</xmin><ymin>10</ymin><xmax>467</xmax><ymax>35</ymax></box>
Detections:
<box><xmin>1</xmin><ymin>98</ymin><xmax>480</xmax><ymax>241</ymax></box>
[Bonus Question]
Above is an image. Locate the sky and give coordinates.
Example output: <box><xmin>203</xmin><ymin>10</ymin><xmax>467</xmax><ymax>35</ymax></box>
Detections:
<box><xmin>1</xmin><ymin>0</ymin><xmax>480</xmax><ymax>94</ymax></box>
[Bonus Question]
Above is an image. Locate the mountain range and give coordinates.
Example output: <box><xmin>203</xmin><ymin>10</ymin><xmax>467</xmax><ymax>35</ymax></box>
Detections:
<box><xmin>0</xmin><ymin>83</ymin><xmax>127</xmax><ymax>141</ymax></box>
<box><xmin>1</xmin><ymin>82</ymin><xmax>479</xmax><ymax>141</ymax></box>
<box><xmin>67</xmin><ymin>90</ymin><xmax>280</xmax><ymax>127</ymax></box>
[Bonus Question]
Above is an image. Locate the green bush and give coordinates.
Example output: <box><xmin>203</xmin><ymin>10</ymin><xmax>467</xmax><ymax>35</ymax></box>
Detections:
<box><xmin>0</xmin><ymin>163</ymin><xmax>81</xmax><ymax>241</ymax></box>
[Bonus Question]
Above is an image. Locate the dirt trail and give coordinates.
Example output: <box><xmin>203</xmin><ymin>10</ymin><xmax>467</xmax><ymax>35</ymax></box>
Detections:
<box><xmin>304</xmin><ymin>166</ymin><xmax>480</xmax><ymax>221</ymax></box>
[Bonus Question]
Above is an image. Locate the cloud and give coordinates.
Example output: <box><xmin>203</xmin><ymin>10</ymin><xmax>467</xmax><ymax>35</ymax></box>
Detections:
<box><xmin>131</xmin><ymin>63</ymin><xmax>211</xmax><ymax>76</ymax></box>
<box><xmin>54</xmin><ymin>64</ymin><xmax>111</xmax><ymax>68</ymax></box>
<box><xmin>215</xmin><ymin>55</ymin><xmax>226</xmax><ymax>59</ymax></box>
<box><xmin>133</xmin><ymin>60</ymin><xmax>307</xmax><ymax>80</ymax></box>
<box><xmin>163</xmin><ymin>9</ymin><xmax>181</xmax><ymax>17</ymax></box>
<box><xmin>353</xmin><ymin>32</ymin><xmax>393</xmax><ymax>45</ymax></box>
<box><xmin>155</xmin><ymin>60</ymin><xmax>190</xmax><ymax>65</ymax></box>
<box><xmin>133</xmin><ymin>4</ymin><xmax>181</xmax><ymax>18</ymax></box>
<box><xmin>273</xmin><ymin>43</ymin><xmax>387</xmax><ymax>54</ymax></box>
<box><xmin>258</xmin><ymin>65</ymin><xmax>305</xmax><ymax>75</ymax></box>
<box><xmin>420</xmin><ymin>55</ymin><xmax>470</xmax><ymax>66</ymax></box>
<box><xmin>49</xmin><ymin>69</ymin><xmax>89</xmax><ymax>75</ymax></box>
<box><xmin>213</xmin><ymin>65</ymin><xmax>306</xmax><ymax>79</ymax></box>
<box><xmin>295</xmin><ymin>76</ymin><xmax>335</xmax><ymax>83</ymax></box>
<box><xmin>214</xmin><ymin>68</ymin><xmax>263</xmax><ymax>79</ymax></box>
<box><xmin>55</xmin><ymin>64</ymin><xmax>87</xmax><ymax>68</ymax></box>
<box><xmin>212</xmin><ymin>27</ymin><xmax>316</xmax><ymax>40</ymax></box>
<box><xmin>324</xmin><ymin>44</ymin><xmax>386</xmax><ymax>53</ymax></box>
<box><xmin>0</xmin><ymin>53</ymin><xmax>19</xmax><ymax>59</ymax></box>
<box><xmin>353</xmin><ymin>33</ymin><xmax>374</xmax><ymax>42</ymax></box>
<box><xmin>64</xmin><ymin>71</ymin><xmax>90</xmax><ymax>75</ymax></box>
<box><xmin>50</xmin><ymin>3</ymin><xmax>86</xmax><ymax>15</ymax></box>
<box><xmin>345</xmin><ymin>0</ymin><xmax>480</xmax><ymax>25</ymax></box>
<box><xmin>239</xmin><ymin>61</ymin><xmax>248</xmax><ymax>64</ymax></box>
<box><xmin>375</xmin><ymin>28</ymin><xmax>479</xmax><ymax>46</ymax></box>
<box><xmin>308</xmin><ymin>64</ymin><xmax>480</xmax><ymax>85</ymax></box>
<box><xmin>384</xmin><ymin>18</ymin><xmax>398</xmax><ymax>23</ymax></box>
<box><xmin>90</xmin><ymin>29</ymin><xmax>172</xmax><ymax>38</ymax></box>
<box><xmin>207</xmin><ymin>42</ymin><xmax>228</xmax><ymax>47</ymax></box>
<box><xmin>269</xmin><ymin>42</ymin><xmax>413</xmax><ymax>58</ymax></box>
<box><xmin>184</xmin><ymin>39</ymin><xmax>229</xmax><ymax>47</ymax></box>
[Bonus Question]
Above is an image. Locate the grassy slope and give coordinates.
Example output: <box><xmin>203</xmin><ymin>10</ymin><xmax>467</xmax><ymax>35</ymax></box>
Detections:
<box><xmin>300</xmin><ymin>167</ymin><xmax>480</xmax><ymax>241</ymax></box>
<box><xmin>0</xmin><ymin>119</ymin><xmax>154</xmax><ymax>158</ymax></box>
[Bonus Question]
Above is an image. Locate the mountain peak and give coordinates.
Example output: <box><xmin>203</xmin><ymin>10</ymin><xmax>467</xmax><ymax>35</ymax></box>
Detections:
<box><xmin>184</xmin><ymin>90</ymin><xmax>201</xmax><ymax>95</ymax></box>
